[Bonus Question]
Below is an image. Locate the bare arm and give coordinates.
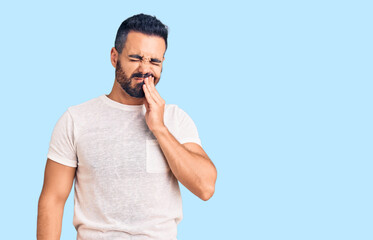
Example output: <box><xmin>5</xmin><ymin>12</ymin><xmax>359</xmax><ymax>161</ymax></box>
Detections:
<box><xmin>154</xmin><ymin>127</ymin><xmax>217</xmax><ymax>201</ymax></box>
<box><xmin>142</xmin><ymin>77</ymin><xmax>217</xmax><ymax>201</ymax></box>
<box><xmin>37</xmin><ymin>158</ymin><xmax>76</xmax><ymax>240</ymax></box>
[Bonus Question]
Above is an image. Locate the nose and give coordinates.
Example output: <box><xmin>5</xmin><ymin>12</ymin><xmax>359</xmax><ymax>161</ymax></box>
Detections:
<box><xmin>137</xmin><ymin>60</ymin><xmax>152</xmax><ymax>74</ymax></box>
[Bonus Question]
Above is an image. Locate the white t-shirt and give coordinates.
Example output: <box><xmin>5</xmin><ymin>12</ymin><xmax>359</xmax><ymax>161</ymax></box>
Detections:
<box><xmin>47</xmin><ymin>94</ymin><xmax>202</xmax><ymax>240</ymax></box>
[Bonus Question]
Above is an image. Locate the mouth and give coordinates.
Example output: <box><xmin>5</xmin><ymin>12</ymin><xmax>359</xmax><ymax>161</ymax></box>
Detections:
<box><xmin>133</xmin><ymin>73</ymin><xmax>153</xmax><ymax>81</ymax></box>
<box><xmin>134</xmin><ymin>77</ymin><xmax>145</xmax><ymax>81</ymax></box>
<box><xmin>133</xmin><ymin>75</ymin><xmax>154</xmax><ymax>82</ymax></box>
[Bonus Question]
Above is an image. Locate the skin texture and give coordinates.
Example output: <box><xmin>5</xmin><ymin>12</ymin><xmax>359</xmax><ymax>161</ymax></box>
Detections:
<box><xmin>108</xmin><ymin>31</ymin><xmax>165</xmax><ymax>106</ymax></box>
<box><xmin>37</xmin><ymin>30</ymin><xmax>217</xmax><ymax>240</ymax></box>
<box><xmin>108</xmin><ymin>31</ymin><xmax>217</xmax><ymax>200</ymax></box>
<box><xmin>37</xmin><ymin>159</ymin><xmax>76</xmax><ymax>239</ymax></box>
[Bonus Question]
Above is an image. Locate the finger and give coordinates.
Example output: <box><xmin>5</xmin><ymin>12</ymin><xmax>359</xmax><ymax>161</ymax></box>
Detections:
<box><xmin>144</xmin><ymin>97</ymin><xmax>150</xmax><ymax>110</ymax></box>
<box><xmin>143</xmin><ymin>81</ymin><xmax>156</xmax><ymax>105</ymax></box>
<box><xmin>150</xmin><ymin>77</ymin><xmax>162</xmax><ymax>100</ymax></box>
<box><xmin>148</xmin><ymin>77</ymin><xmax>163</xmax><ymax>103</ymax></box>
<box><xmin>144</xmin><ymin>77</ymin><xmax>158</xmax><ymax>103</ymax></box>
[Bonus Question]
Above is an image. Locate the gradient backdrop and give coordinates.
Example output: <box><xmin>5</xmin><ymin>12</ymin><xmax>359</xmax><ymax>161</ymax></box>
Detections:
<box><xmin>0</xmin><ymin>1</ymin><xmax>372</xmax><ymax>239</ymax></box>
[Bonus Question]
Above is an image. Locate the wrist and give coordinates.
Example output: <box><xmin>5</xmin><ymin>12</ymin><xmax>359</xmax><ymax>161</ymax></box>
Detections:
<box><xmin>151</xmin><ymin>125</ymin><xmax>168</xmax><ymax>136</ymax></box>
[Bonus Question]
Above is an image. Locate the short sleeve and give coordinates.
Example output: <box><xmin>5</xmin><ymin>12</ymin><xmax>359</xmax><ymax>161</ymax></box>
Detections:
<box><xmin>47</xmin><ymin>109</ymin><xmax>78</xmax><ymax>167</ymax></box>
<box><xmin>177</xmin><ymin>107</ymin><xmax>202</xmax><ymax>147</ymax></box>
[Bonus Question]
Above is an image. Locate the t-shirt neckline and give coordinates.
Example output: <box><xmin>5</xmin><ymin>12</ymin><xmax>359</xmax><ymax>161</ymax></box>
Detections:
<box><xmin>100</xmin><ymin>94</ymin><xmax>145</xmax><ymax>111</ymax></box>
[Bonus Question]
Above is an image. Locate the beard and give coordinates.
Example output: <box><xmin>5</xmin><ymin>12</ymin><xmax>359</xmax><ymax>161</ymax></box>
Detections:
<box><xmin>115</xmin><ymin>60</ymin><xmax>157</xmax><ymax>98</ymax></box>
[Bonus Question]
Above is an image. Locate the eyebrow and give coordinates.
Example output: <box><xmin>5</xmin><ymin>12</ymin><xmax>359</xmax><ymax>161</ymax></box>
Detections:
<box><xmin>150</xmin><ymin>58</ymin><xmax>162</xmax><ymax>63</ymax></box>
<box><xmin>128</xmin><ymin>54</ymin><xmax>143</xmax><ymax>59</ymax></box>
<box><xmin>128</xmin><ymin>54</ymin><xmax>162</xmax><ymax>63</ymax></box>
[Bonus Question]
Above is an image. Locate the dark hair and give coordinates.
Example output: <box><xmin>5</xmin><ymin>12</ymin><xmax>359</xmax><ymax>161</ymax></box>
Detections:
<box><xmin>114</xmin><ymin>13</ymin><xmax>168</xmax><ymax>54</ymax></box>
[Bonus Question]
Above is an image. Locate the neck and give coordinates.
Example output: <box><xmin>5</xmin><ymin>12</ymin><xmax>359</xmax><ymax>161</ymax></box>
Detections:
<box><xmin>107</xmin><ymin>80</ymin><xmax>145</xmax><ymax>105</ymax></box>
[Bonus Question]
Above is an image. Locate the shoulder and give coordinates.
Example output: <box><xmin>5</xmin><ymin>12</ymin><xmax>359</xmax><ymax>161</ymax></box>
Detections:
<box><xmin>165</xmin><ymin>103</ymin><xmax>180</xmax><ymax>115</ymax></box>
<box><xmin>164</xmin><ymin>103</ymin><xmax>189</xmax><ymax>119</ymax></box>
<box><xmin>66</xmin><ymin>95</ymin><xmax>103</xmax><ymax>118</ymax></box>
<box><xmin>164</xmin><ymin>104</ymin><xmax>197</xmax><ymax>127</ymax></box>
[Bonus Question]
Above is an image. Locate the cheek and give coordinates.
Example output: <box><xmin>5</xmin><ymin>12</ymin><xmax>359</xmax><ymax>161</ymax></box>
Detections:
<box><xmin>153</xmin><ymin>67</ymin><xmax>162</xmax><ymax>78</ymax></box>
<box><xmin>122</xmin><ymin>62</ymin><xmax>138</xmax><ymax>76</ymax></box>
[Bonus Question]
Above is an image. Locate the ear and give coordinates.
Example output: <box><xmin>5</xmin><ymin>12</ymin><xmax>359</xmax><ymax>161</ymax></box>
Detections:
<box><xmin>110</xmin><ymin>47</ymin><xmax>118</xmax><ymax>68</ymax></box>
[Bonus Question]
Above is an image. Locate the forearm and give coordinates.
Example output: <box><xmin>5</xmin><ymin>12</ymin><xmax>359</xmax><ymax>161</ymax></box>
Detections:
<box><xmin>37</xmin><ymin>195</ymin><xmax>65</xmax><ymax>240</ymax></box>
<box><xmin>153</xmin><ymin>127</ymin><xmax>216</xmax><ymax>201</ymax></box>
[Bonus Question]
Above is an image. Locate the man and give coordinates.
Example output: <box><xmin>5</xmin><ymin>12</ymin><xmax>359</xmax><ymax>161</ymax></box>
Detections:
<box><xmin>37</xmin><ymin>13</ymin><xmax>217</xmax><ymax>240</ymax></box>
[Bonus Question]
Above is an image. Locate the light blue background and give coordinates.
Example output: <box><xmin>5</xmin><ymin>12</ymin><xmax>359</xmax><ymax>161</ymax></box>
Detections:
<box><xmin>0</xmin><ymin>0</ymin><xmax>372</xmax><ymax>239</ymax></box>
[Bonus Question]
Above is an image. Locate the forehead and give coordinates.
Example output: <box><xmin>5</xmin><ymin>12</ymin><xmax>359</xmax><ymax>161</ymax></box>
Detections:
<box><xmin>123</xmin><ymin>31</ymin><xmax>166</xmax><ymax>58</ymax></box>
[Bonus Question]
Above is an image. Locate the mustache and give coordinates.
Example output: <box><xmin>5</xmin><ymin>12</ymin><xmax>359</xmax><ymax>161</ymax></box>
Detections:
<box><xmin>131</xmin><ymin>72</ymin><xmax>154</xmax><ymax>79</ymax></box>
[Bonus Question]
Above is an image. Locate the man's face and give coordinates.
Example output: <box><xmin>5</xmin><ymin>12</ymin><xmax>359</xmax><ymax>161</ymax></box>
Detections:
<box><xmin>115</xmin><ymin>31</ymin><xmax>166</xmax><ymax>98</ymax></box>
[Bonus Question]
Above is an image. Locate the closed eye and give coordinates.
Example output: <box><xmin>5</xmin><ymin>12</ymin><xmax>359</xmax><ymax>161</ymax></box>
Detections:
<box><xmin>151</xmin><ymin>58</ymin><xmax>162</xmax><ymax>66</ymax></box>
<box><xmin>129</xmin><ymin>59</ymin><xmax>140</xmax><ymax>62</ymax></box>
<box><xmin>150</xmin><ymin>61</ymin><xmax>161</xmax><ymax>66</ymax></box>
<box><xmin>128</xmin><ymin>54</ymin><xmax>143</xmax><ymax>61</ymax></box>
<box><xmin>128</xmin><ymin>55</ymin><xmax>162</xmax><ymax>66</ymax></box>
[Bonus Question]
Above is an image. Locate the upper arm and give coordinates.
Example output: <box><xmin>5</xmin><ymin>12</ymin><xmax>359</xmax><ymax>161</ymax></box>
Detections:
<box><xmin>40</xmin><ymin>158</ymin><xmax>76</xmax><ymax>203</ymax></box>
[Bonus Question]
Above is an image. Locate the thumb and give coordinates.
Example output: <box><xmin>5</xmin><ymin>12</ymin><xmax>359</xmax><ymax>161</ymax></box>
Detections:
<box><xmin>144</xmin><ymin>98</ymin><xmax>150</xmax><ymax>111</ymax></box>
